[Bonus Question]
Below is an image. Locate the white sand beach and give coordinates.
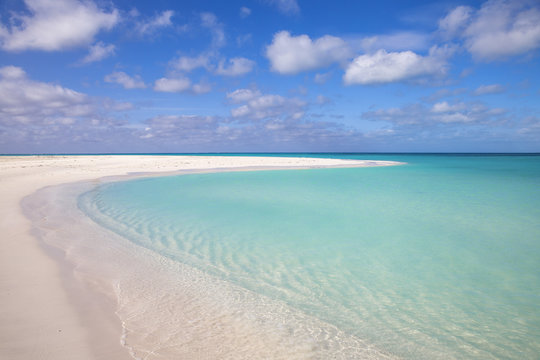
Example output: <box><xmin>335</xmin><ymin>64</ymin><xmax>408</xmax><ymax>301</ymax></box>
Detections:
<box><xmin>0</xmin><ymin>155</ymin><xmax>399</xmax><ymax>359</ymax></box>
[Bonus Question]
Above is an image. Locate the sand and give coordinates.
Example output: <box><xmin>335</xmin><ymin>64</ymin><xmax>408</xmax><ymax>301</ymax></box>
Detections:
<box><xmin>0</xmin><ymin>155</ymin><xmax>399</xmax><ymax>359</ymax></box>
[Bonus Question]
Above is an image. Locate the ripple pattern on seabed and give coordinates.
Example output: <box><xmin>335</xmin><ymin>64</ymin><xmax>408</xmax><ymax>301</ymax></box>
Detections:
<box><xmin>77</xmin><ymin>155</ymin><xmax>540</xmax><ymax>359</ymax></box>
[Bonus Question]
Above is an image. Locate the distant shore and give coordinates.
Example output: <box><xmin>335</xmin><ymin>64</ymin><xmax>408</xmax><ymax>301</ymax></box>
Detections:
<box><xmin>0</xmin><ymin>155</ymin><xmax>400</xmax><ymax>359</ymax></box>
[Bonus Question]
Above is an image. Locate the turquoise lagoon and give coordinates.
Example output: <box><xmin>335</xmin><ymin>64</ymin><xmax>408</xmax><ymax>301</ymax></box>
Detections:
<box><xmin>79</xmin><ymin>154</ymin><xmax>540</xmax><ymax>359</ymax></box>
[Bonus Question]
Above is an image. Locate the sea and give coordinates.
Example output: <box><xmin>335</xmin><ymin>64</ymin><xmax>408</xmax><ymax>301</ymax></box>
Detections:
<box><xmin>71</xmin><ymin>154</ymin><xmax>540</xmax><ymax>359</ymax></box>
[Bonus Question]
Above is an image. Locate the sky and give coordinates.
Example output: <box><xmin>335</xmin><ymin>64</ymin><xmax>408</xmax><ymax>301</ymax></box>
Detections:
<box><xmin>1</xmin><ymin>0</ymin><xmax>539</xmax><ymax>153</ymax></box>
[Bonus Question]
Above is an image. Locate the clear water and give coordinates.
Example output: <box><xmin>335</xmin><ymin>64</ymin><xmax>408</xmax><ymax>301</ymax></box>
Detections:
<box><xmin>79</xmin><ymin>154</ymin><xmax>540</xmax><ymax>359</ymax></box>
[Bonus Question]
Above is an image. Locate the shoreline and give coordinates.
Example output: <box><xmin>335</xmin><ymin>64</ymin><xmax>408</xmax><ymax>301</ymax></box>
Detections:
<box><xmin>0</xmin><ymin>155</ymin><xmax>401</xmax><ymax>359</ymax></box>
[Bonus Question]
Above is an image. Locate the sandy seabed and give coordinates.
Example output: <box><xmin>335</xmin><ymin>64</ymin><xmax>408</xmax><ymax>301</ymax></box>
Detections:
<box><xmin>0</xmin><ymin>155</ymin><xmax>400</xmax><ymax>359</ymax></box>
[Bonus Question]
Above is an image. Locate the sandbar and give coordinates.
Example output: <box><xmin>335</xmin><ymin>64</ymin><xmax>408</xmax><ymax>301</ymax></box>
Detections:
<box><xmin>0</xmin><ymin>155</ymin><xmax>400</xmax><ymax>359</ymax></box>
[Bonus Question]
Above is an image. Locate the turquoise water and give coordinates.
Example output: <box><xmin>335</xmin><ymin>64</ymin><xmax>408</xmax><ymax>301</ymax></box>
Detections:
<box><xmin>79</xmin><ymin>154</ymin><xmax>540</xmax><ymax>359</ymax></box>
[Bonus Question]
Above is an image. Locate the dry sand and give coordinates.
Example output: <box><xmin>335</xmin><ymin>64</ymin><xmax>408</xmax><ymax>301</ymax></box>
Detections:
<box><xmin>0</xmin><ymin>155</ymin><xmax>399</xmax><ymax>359</ymax></box>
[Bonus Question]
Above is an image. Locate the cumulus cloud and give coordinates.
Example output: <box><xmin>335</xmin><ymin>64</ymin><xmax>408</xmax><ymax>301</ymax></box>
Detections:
<box><xmin>438</xmin><ymin>6</ymin><xmax>473</xmax><ymax>39</ymax></box>
<box><xmin>138</xmin><ymin>90</ymin><xmax>359</xmax><ymax>150</ymax></box>
<box><xmin>226</xmin><ymin>88</ymin><xmax>262</xmax><ymax>103</ymax></box>
<box><xmin>152</xmin><ymin>76</ymin><xmax>211</xmax><ymax>94</ymax></box>
<box><xmin>266</xmin><ymin>31</ymin><xmax>351</xmax><ymax>74</ymax></box>
<box><xmin>136</xmin><ymin>10</ymin><xmax>174</xmax><ymax>35</ymax></box>
<box><xmin>440</xmin><ymin>0</ymin><xmax>540</xmax><ymax>60</ymax></box>
<box><xmin>172</xmin><ymin>54</ymin><xmax>212</xmax><ymax>72</ymax></box>
<box><xmin>474</xmin><ymin>84</ymin><xmax>505</xmax><ymax>95</ymax></box>
<box><xmin>139</xmin><ymin>114</ymin><xmax>249</xmax><ymax>148</ymax></box>
<box><xmin>0</xmin><ymin>66</ymin><xmax>26</xmax><ymax>79</ymax></box>
<box><xmin>138</xmin><ymin>111</ymin><xmax>359</xmax><ymax>151</ymax></box>
<box><xmin>105</xmin><ymin>72</ymin><xmax>146</xmax><ymax>89</ymax></box>
<box><xmin>80</xmin><ymin>42</ymin><xmax>115</xmax><ymax>64</ymax></box>
<box><xmin>215</xmin><ymin>57</ymin><xmax>255</xmax><ymax>76</ymax></box>
<box><xmin>517</xmin><ymin>116</ymin><xmax>540</xmax><ymax>138</ymax></box>
<box><xmin>0</xmin><ymin>65</ymin><xmax>91</xmax><ymax>125</ymax></box>
<box><xmin>232</xmin><ymin>96</ymin><xmax>305</xmax><ymax>120</ymax></box>
<box><xmin>228</xmin><ymin>88</ymin><xmax>306</xmax><ymax>121</ymax></box>
<box><xmin>343</xmin><ymin>46</ymin><xmax>450</xmax><ymax>85</ymax></box>
<box><xmin>171</xmin><ymin>53</ymin><xmax>254</xmax><ymax>77</ymax></box>
<box><xmin>0</xmin><ymin>64</ymin><xmax>131</xmax><ymax>150</ymax></box>
<box><xmin>0</xmin><ymin>0</ymin><xmax>118</xmax><ymax>52</ymax></box>
<box><xmin>142</xmin><ymin>115</ymin><xmax>219</xmax><ymax>142</ymax></box>
<box><xmin>431</xmin><ymin>101</ymin><xmax>467</xmax><ymax>113</ymax></box>
<box><xmin>0</xmin><ymin>67</ymin><xmax>358</xmax><ymax>152</ymax></box>
<box><xmin>466</xmin><ymin>0</ymin><xmax>540</xmax><ymax>60</ymax></box>
<box><xmin>153</xmin><ymin>77</ymin><xmax>191</xmax><ymax>93</ymax></box>
<box><xmin>364</xmin><ymin>100</ymin><xmax>506</xmax><ymax>126</ymax></box>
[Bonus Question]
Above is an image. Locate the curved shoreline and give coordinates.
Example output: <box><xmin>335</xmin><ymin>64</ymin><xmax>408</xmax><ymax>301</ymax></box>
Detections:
<box><xmin>0</xmin><ymin>155</ymin><xmax>401</xmax><ymax>359</ymax></box>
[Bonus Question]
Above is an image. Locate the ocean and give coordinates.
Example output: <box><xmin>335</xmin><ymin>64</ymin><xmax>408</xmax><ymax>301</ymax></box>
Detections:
<box><xmin>77</xmin><ymin>154</ymin><xmax>540</xmax><ymax>359</ymax></box>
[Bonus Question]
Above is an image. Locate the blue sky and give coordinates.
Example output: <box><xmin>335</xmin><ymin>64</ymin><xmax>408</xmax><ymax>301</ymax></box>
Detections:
<box><xmin>1</xmin><ymin>0</ymin><xmax>539</xmax><ymax>153</ymax></box>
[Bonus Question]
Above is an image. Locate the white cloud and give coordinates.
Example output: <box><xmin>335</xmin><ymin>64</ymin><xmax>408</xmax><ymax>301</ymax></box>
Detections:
<box><xmin>229</xmin><ymin>89</ymin><xmax>306</xmax><ymax>121</ymax></box>
<box><xmin>169</xmin><ymin>52</ymin><xmax>254</xmax><ymax>80</ymax></box>
<box><xmin>343</xmin><ymin>46</ymin><xmax>449</xmax><ymax>85</ymax></box>
<box><xmin>80</xmin><ymin>42</ymin><xmax>115</xmax><ymax>64</ymax></box>
<box><xmin>171</xmin><ymin>53</ymin><xmax>254</xmax><ymax>77</ymax></box>
<box><xmin>136</xmin><ymin>10</ymin><xmax>174</xmax><ymax>34</ymax></box>
<box><xmin>268</xmin><ymin>0</ymin><xmax>300</xmax><ymax>15</ymax></box>
<box><xmin>438</xmin><ymin>6</ymin><xmax>473</xmax><ymax>39</ymax></box>
<box><xmin>172</xmin><ymin>54</ymin><xmax>212</xmax><ymax>72</ymax></box>
<box><xmin>0</xmin><ymin>66</ymin><xmax>132</xmax><ymax>144</ymax></box>
<box><xmin>154</xmin><ymin>77</ymin><xmax>191</xmax><ymax>93</ymax></box>
<box><xmin>230</xmin><ymin>105</ymin><xmax>250</xmax><ymax>118</ymax></box>
<box><xmin>0</xmin><ymin>0</ymin><xmax>118</xmax><ymax>52</ymax></box>
<box><xmin>226</xmin><ymin>88</ymin><xmax>262</xmax><ymax>103</ymax></box>
<box><xmin>138</xmin><ymin>110</ymin><xmax>359</xmax><ymax>151</ymax></box>
<box><xmin>105</xmin><ymin>72</ymin><xmax>146</xmax><ymax>89</ymax></box>
<box><xmin>0</xmin><ymin>65</ymin><xmax>92</xmax><ymax>125</ymax></box>
<box><xmin>146</xmin><ymin>115</ymin><xmax>216</xmax><ymax>133</ymax></box>
<box><xmin>215</xmin><ymin>57</ymin><xmax>255</xmax><ymax>76</ymax></box>
<box><xmin>364</xmin><ymin>100</ymin><xmax>506</xmax><ymax>126</ymax></box>
<box><xmin>436</xmin><ymin>112</ymin><xmax>472</xmax><ymax>123</ymax></box>
<box><xmin>151</xmin><ymin>76</ymin><xmax>208</xmax><ymax>95</ymax></box>
<box><xmin>192</xmin><ymin>82</ymin><xmax>212</xmax><ymax>94</ymax></box>
<box><xmin>0</xmin><ymin>66</ymin><xmax>26</xmax><ymax>79</ymax></box>
<box><xmin>474</xmin><ymin>84</ymin><xmax>505</xmax><ymax>95</ymax></box>
<box><xmin>440</xmin><ymin>0</ymin><xmax>540</xmax><ymax>60</ymax></box>
<box><xmin>141</xmin><ymin>114</ymin><xmax>246</xmax><ymax>146</ymax></box>
<box><xmin>0</xmin><ymin>67</ymin><xmax>358</xmax><ymax>151</ymax></box>
<box><xmin>201</xmin><ymin>12</ymin><xmax>225</xmax><ymax>48</ymax></box>
<box><xmin>465</xmin><ymin>0</ymin><xmax>540</xmax><ymax>60</ymax></box>
<box><xmin>431</xmin><ymin>101</ymin><xmax>467</xmax><ymax>113</ymax></box>
<box><xmin>266</xmin><ymin>31</ymin><xmax>351</xmax><ymax>74</ymax></box>
<box><xmin>240</xmin><ymin>7</ymin><xmax>251</xmax><ymax>18</ymax></box>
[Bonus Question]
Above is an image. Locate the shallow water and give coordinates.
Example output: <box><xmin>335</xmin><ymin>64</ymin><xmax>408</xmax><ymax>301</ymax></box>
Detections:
<box><xmin>78</xmin><ymin>154</ymin><xmax>540</xmax><ymax>359</ymax></box>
